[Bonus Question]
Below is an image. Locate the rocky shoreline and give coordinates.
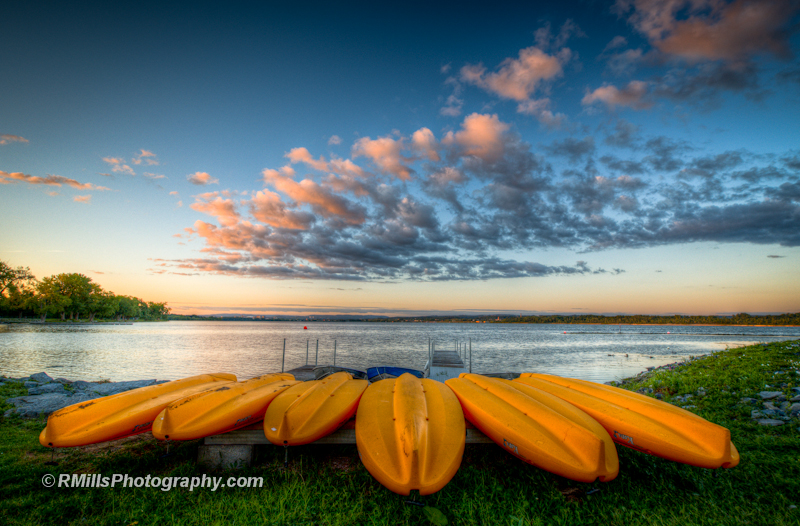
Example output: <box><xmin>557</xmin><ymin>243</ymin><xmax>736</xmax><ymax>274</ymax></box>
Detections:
<box><xmin>2</xmin><ymin>372</ymin><xmax>166</xmax><ymax>418</ymax></box>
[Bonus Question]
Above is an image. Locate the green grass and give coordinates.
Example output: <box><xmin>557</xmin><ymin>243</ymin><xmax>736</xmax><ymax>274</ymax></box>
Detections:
<box><xmin>2</xmin><ymin>341</ymin><xmax>799</xmax><ymax>525</ymax></box>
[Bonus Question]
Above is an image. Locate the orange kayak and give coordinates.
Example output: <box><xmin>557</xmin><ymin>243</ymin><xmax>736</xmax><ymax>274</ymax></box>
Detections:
<box><xmin>40</xmin><ymin>373</ymin><xmax>237</xmax><ymax>448</ymax></box>
<box><xmin>152</xmin><ymin>373</ymin><xmax>298</xmax><ymax>441</ymax></box>
<box><xmin>356</xmin><ymin>373</ymin><xmax>465</xmax><ymax>495</ymax></box>
<box><xmin>515</xmin><ymin>374</ymin><xmax>739</xmax><ymax>469</ymax></box>
<box><xmin>446</xmin><ymin>373</ymin><xmax>618</xmax><ymax>483</ymax></box>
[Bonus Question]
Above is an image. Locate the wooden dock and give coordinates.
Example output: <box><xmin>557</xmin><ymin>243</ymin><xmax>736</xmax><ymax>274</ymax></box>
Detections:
<box><xmin>427</xmin><ymin>348</ymin><xmax>469</xmax><ymax>382</ymax></box>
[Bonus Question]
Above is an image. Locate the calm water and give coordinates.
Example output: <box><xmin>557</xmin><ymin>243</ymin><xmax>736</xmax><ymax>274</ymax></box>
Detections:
<box><xmin>1</xmin><ymin>321</ymin><xmax>798</xmax><ymax>384</ymax></box>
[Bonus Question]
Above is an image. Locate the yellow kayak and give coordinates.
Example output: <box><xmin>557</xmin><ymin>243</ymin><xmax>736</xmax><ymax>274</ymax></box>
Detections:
<box><xmin>39</xmin><ymin>373</ymin><xmax>237</xmax><ymax>448</ymax></box>
<box><xmin>516</xmin><ymin>374</ymin><xmax>739</xmax><ymax>469</ymax></box>
<box><xmin>446</xmin><ymin>373</ymin><xmax>618</xmax><ymax>483</ymax></box>
<box><xmin>264</xmin><ymin>371</ymin><xmax>368</xmax><ymax>446</ymax></box>
<box><xmin>152</xmin><ymin>373</ymin><xmax>298</xmax><ymax>441</ymax></box>
<box><xmin>356</xmin><ymin>373</ymin><xmax>465</xmax><ymax>495</ymax></box>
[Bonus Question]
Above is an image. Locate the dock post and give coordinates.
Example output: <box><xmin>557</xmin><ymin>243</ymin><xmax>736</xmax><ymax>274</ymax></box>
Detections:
<box><xmin>333</xmin><ymin>340</ymin><xmax>337</xmax><ymax>366</ymax></box>
<box><xmin>281</xmin><ymin>339</ymin><xmax>286</xmax><ymax>373</ymax></box>
<box><xmin>306</xmin><ymin>340</ymin><xmax>309</xmax><ymax>365</ymax></box>
<box><xmin>315</xmin><ymin>339</ymin><xmax>319</xmax><ymax>365</ymax></box>
<box><xmin>469</xmin><ymin>338</ymin><xmax>472</xmax><ymax>373</ymax></box>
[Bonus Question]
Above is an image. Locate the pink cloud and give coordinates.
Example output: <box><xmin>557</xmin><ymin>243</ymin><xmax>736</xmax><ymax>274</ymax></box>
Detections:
<box><xmin>102</xmin><ymin>157</ymin><xmax>135</xmax><ymax>175</ymax></box>
<box><xmin>285</xmin><ymin>147</ymin><xmax>364</xmax><ymax>177</ymax></box>
<box><xmin>411</xmin><ymin>128</ymin><xmax>440</xmax><ymax>161</ymax></box>
<box><xmin>0</xmin><ymin>134</ymin><xmax>29</xmax><ymax>145</ymax></box>
<box><xmin>461</xmin><ymin>46</ymin><xmax>569</xmax><ymax>102</ymax></box>
<box><xmin>187</xmin><ymin>172</ymin><xmax>219</xmax><ymax>185</ymax></box>
<box><xmin>73</xmin><ymin>195</ymin><xmax>91</xmax><ymax>204</ymax></box>
<box><xmin>618</xmin><ymin>0</ymin><xmax>799</xmax><ymax>62</ymax></box>
<box><xmin>582</xmin><ymin>81</ymin><xmax>652</xmax><ymax>110</ymax></box>
<box><xmin>352</xmin><ymin>135</ymin><xmax>411</xmax><ymax>179</ymax></box>
<box><xmin>0</xmin><ymin>170</ymin><xmax>110</xmax><ymax>190</ymax></box>
<box><xmin>249</xmin><ymin>190</ymin><xmax>316</xmax><ymax>229</ymax></box>
<box><xmin>262</xmin><ymin>168</ymin><xmax>366</xmax><ymax>224</ymax></box>
<box><xmin>169</xmin><ymin>191</ymin><xmax>179</xmax><ymax>196</ymax></box>
<box><xmin>190</xmin><ymin>193</ymin><xmax>241</xmax><ymax>226</ymax></box>
<box><xmin>442</xmin><ymin>113</ymin><xmax>510</xmax><ymax>162</ymax></box>
<box><xmin>328</xmin><ymin>135</ymin><xmax>342</xmax><ymax>145</ymax></box>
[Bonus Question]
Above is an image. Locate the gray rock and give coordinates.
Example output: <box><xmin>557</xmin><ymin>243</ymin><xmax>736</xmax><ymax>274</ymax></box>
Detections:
<box><xmin>4</xmin><ymin>391</ymin><xmax>101</xmax><ymax>418</ymax></box>
<box><xmin>764</xmin><ymin>402</ymin><xmax>777</xmax><ymax>410</ymax></box>
<box><xmin>792</xmin><ymin>387</ymin><xmax>800</xmax><ymax>394</ymax></box>
<box><xmin>683</xmin><ymin>405</ymin><xmax>696</xmax><ymax>409</ymax></box>
<box><xmin>777</xmin><ymin>395</ymin><xmax>787</xmax><ymax>402</ymax></box>
<box><xmin>27</xmin><ymin>383</ymin><xmax>66</xmax><ymax>395</ymax></box>
<box><xmin>759</xmin><ymin>391</ymin><xmax>783</xmax><ymax>400</ymax></box>
<box><xmin>23</xmin><ymin>381</ymin><xmax>39</xmax><ymax>389</ymax></box>
<box><xmin>751</xmin><ymin>410</ymin><xmax>764</xmax><ymax>418</ymax></box>
<box><xmin>78</xmin><ymin>379</ymin><xmax>158</xmax><ymax>396</ymax></box>
<box><xmin>789</xmin><ymin>403</ymin><xmax>800</xmax><ymax>416</ymax></box>
<box><xmin>740</xmin><ymin>397</ymin><xmax>759</xmax><ymax>405</ymax></box>
<box><xmin>655</xmin><ymin>393</ymin><xmax>663</xmax><ymax>400</ymax></box>
<box><xmin>71</xmin><ymin>380</ymin><xmax>95</xmax><ymax>391</ymax></box>
<box><xmin>697</xmin><ymin>387</ymin><xmax>706</xmax><ymax>396</ymax></box>
<box><xmin>780</xmin><ymin>402</ymin><xmax>791</xmax><ymax>411</ymax></box>
<box><xmin>791</xmin><ymin>395</ymin><xmax>800</xmax><ymax>402</ymax></box>
<box><xmin>29</xmin><ymin>372</ymin><xmax>54</xmax><ymax>384</ymax></box>
<box><xmin>756</xmin><ymin>419</ymin><xmax>785</xmax><ymax>426</ymax></box>
<box><xmin>54</xmin><ymin>378</ymin><xmax>73</xmax><ymax>384</ymax></box>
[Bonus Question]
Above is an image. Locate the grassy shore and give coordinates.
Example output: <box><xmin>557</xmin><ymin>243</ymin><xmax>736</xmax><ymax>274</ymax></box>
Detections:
<box><xmin>2</xmin><ymin>341</ymin><xmax>799</xmax><ymax>526</ymax></box>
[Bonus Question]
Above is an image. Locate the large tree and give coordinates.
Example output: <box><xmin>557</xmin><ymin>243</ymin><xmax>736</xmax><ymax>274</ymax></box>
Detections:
<box><xmin>0</xmin><ymin>260</ymin><xmax>35</xmax><ymax>297</ymax></box>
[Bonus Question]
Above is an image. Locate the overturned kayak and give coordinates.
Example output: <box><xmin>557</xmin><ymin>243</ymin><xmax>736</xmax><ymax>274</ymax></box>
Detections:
<box><xmin>264</xmin><ymin>371</ymin><xmax>368</xmax><ymax>445</ymax></box>
<box><xmin>515</xmin><ymin>374</ymin><xmax>739</xmax><ymax>469</ymax></box>
<box><xmin>313</xmin><ymin>366</ymin><xmax>368</xmax><ymax>380</ymax></box>
<box><xmin>357</xmin><ymin>373</ymin><xmax>465</xmax><ymax>495</ymax></box>
<box><xmin>446</xmin><ymin>373</ymin><xmax>618</xmax><ymax>483</ymax></box>
<box><xmin>39</xmin><ymin>373</ymin><xmax>237</xmax><ymax>448</ymax></box>
<box><xmin>366</xmin><ymin>366</ymin><xmax>425</xmax><ymax>382</ymax></box>
<box><xmin>152</xmin><ymin>373</ymin><xmax>298</xmax><ymax>441</ymax></box>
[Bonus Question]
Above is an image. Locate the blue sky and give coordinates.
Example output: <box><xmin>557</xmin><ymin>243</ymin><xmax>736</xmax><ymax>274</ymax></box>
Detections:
<box><xmin>2</xmin><ymin>0</ymin><xmax>799</xmax><ymax>316</ymax></box>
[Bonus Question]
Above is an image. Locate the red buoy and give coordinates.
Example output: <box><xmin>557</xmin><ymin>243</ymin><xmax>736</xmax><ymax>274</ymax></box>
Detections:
<box><xmin>304</xmin><ymin>326</ymin><xmax>307</xmax><ymax>330</ymax></box>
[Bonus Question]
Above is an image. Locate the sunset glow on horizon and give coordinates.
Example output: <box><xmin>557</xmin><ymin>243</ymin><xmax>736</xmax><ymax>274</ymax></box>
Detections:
<box><xmin>2</xmin><ymin>1</ymin><xmax>800</xmax><ymax>317</ymax></box>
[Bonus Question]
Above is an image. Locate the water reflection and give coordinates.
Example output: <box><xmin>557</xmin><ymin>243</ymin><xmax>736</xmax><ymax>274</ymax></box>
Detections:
<box><xmin>0</xmin><ymin>321</ymin><xmax>797</xmax><ymax>383</ymax></box>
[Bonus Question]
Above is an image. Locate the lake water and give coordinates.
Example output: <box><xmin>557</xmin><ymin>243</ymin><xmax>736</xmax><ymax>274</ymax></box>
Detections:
<box><xmin>1</xmin><ymin>321</ymin><xmax>798</xmax><ymax>384</ymax></box>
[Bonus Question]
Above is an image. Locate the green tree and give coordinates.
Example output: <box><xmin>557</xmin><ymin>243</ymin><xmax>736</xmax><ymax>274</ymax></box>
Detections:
<box><xmin>33</xmin><ymin>277</ymin><xmax>71</xmax><ymax>322</ymax></box>
<box><xmin>114</xmin><ymin>295</ymin><xmax>141</xmax><ymax>321</ymax></box>
<box><xmin>0</xmin><ymin>260</ymin><xmax>35</xmax><ymax>297</ymax></box>
<box><xmin>146</xmin><ymin>301</ymin><xmax>171</xmax><ymax>320</ymax></box>
<box><xmin>84</xmin><ymin>285</ymin><xmax>118</xmax><ymax>322</ymax></box>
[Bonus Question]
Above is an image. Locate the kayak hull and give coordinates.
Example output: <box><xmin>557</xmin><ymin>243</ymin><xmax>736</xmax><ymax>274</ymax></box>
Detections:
<box><xmin>516</xmin><ymin>374</ymin><xmax>739</xmax><ymax>469</ymax></box>
<box><xmin>152</xmin><ymin>373</ymin><xmax>297</xmax><ymax>441</ymax></box>
<box><xmin>356</xmin><ymin>373</ymin><xmax>465</xmax><ymax>495</ymax></box>
<box><xmin>446</xmin><ymin>373</ymin><xmax>618</xmax><ymax>483</ymax></box>
<box><xmin>39</xmin><ymin>373</ymin><xmax>237</xmax><ymax>448</ymax></box>
<box><xmin>264</xmin><ymin>371</ymin><xmax>368</xmax><ymax>445</ymax></box>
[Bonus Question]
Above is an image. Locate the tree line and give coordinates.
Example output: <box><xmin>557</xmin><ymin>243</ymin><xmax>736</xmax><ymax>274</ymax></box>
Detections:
<box><xmin>0</xmin><ymin>260</ymin><xmax>170</xmax><ymax>322</ymax></box>
<box><xmin>496</xmin><ymin>313</ymin><xmax>800</xmax><ymax>326</ymax></box>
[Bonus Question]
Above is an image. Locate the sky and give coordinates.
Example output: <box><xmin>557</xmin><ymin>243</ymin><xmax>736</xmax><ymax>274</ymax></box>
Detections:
<box><xmin>1</xmin><ymin>0</ymin><xmax>799</xmax><ymax>317</ymax></box>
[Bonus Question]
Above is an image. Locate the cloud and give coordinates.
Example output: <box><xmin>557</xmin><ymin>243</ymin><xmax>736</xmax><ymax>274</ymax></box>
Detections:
<box><xmin>132</xmin><ymin>149</ymin><xmax>159</xmax><ymax>166</ymax></box>
<box><xmin>102</xmin><ymin>157</ymin><xmax>135</xmax><ymax>176</ymax></box>
<box><xmin>262</xmin><ymin>167</ymin><xmax>366</xmax><ymax>224</ymax></box>
<box><xmin>187</xmin><ymin>172</ymin><xmax>219</xmax><ymax>185</ymax></box>
<box><xmin>144</xmin><ymin>172</ymin><xmax>166</xmax><ymax>179</ymax></box>
<box><xmin>0</xmin><ymin>134</ymin><xmax>28</xmax><ymax>145</ymax></box>
<box><xmin>190</xmin><ymin>192</ymin><xmax>241</xmax><ymax>227</ymax></box>
<box><xmin>73</xmin><ymin>195</ymin><xmax>91</xmax><ymax>204</ymax></box>
<box><xmin>617</xmin><ymin>0</ymin><xmax>800</xmax><ymax>63</ymax></box>
<box><xmin>0</xmin><ymin>170</ymin><xmax>110</xmax><ymax>190</ymax></box>
<box><xmin>545</xmin><ymin>136</ymin><xmax>596</xmax><ymax>163</ymax></box>
<box><xmin>442</xmin><ymin>113</ymin><xmax>510</xmax><ymax>162</ymax></box>
<box><xmin>169</xmin><ymin>191</ymin><xmax>179</xmax><ymax>196</ymax></box>
<box><xmin>411</xmin><ymin>128</ymin><xmax>440</xmax><ymax>161</ymax></box>
<box><xmin>328</xmin><ymin>135</ymin><xmax>342</xmax><ymax>146</ymax></box>
<box><xmin>461</xmin><ymin>46</ymin><xmax>569</xmax><ymax>102</ymax></box>
<box><xmin>352</xmin><ymin>135</ymin><xmax>411</xmax><ymax>179</ymax></box>
<box><xmin>582</xmin><ymin>80</ymin><xmax>652</xmax><ymax>110</ymax></box>
<box><xmin>767</xmin><ymin>255</ymin><xmax>785</xmax><ymax>258</ymax></box>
